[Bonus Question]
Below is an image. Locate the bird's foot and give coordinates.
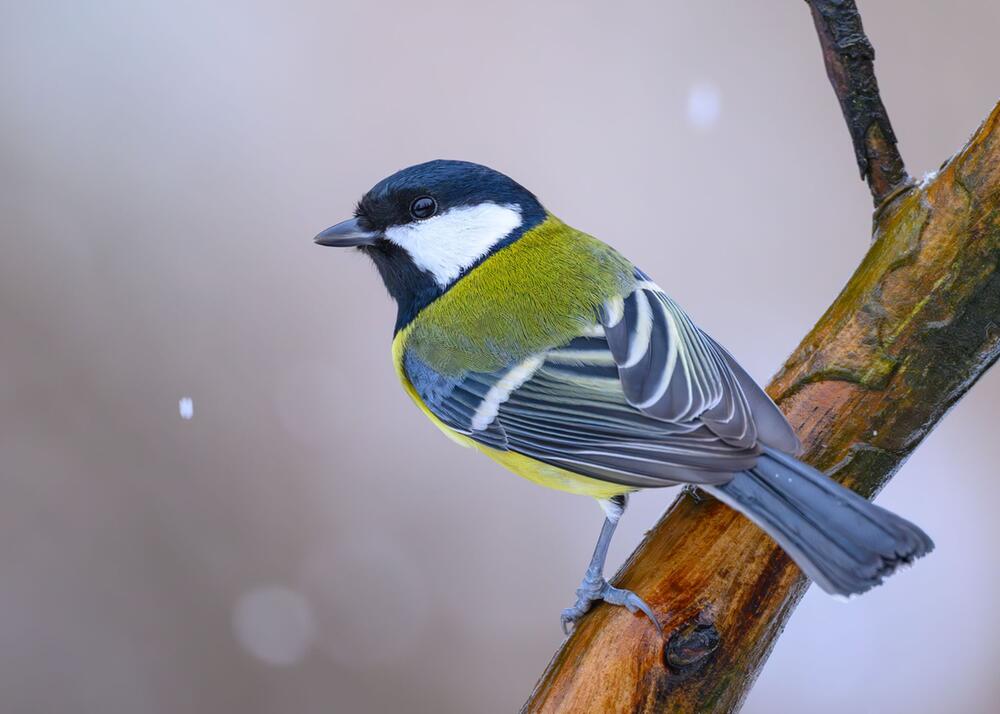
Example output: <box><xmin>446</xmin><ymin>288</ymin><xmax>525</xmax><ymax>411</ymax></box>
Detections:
<box><xmin>560</xmin><ymin>573</ymin><xmax>661</xmax><ymax>636</ymax></box>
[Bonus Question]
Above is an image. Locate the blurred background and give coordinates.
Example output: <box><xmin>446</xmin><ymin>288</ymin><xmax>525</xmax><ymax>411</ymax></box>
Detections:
<box><xmin>2</xmin><ymin>1</ymin><xmax>998</xmax><ymax>712</ymax></box>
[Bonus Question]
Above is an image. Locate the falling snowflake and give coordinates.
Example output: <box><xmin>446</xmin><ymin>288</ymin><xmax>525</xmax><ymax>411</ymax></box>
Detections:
<box><xmin>179</xmin><ymin>397</ymin><xmax>194</xmax><ymax>420</ymax></box>
<box><xmin>686</xmin><ymin>82</ymin><xmax>722</xmax><ymax>131</ymax></box>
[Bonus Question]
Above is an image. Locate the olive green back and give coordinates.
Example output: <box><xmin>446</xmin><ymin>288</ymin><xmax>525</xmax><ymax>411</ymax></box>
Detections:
<box><xmin>404</xmin><ymin>215</ymin><xmax>635</xmax><ymax>376</ymax></box>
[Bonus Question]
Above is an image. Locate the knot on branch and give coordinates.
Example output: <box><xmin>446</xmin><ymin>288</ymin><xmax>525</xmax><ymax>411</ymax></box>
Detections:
<box><xmin>664</xmin><ymin>620</ymin><xmax>721</xmax><ymax>671</ymax></box>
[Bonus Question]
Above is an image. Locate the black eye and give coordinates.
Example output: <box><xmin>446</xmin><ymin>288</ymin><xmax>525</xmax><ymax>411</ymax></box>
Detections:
<box><xmin>409</xmin><ymin>196</ymin><xmax>437</xmax><ymax>220</ymax></box>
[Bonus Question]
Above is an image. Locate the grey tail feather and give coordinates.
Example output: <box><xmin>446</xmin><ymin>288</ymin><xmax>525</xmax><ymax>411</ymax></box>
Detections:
<box><xmin>703</xmin><ymin>447</ymin><xmax>934</xmax><ymax>597</ymax></box>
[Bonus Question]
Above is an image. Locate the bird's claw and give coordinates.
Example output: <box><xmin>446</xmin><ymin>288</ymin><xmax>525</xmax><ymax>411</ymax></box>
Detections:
<box><xmin>560</xmin><ymin>578</ymin><xmax>662</xmax><ymax>636</ymax></box>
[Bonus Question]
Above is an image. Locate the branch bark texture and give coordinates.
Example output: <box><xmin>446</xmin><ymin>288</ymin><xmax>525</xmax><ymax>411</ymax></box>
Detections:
<box><xmin>808</xmin><ymin>0</ymin><xmax>910</xmax><ymax>204</ymax></box>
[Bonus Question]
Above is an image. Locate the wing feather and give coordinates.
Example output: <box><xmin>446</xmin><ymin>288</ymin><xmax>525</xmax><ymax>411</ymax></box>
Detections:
<box><xmin>602</xmin><ymin>273</ymin><xmax>762</xmax><ymax>449</ymax></box>
<box><xmin>403</xmin><ymin>266</ymin><xmax>798</xmax><ymax>488</ymax></box>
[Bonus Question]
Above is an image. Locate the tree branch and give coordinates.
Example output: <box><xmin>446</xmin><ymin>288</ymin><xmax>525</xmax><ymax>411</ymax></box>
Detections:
<box><xmin>522</xmin><ymin>5</ymin><xmax>1000</xmax><ymax>712</ymax></box>
<box><xmin>808</xmin><ymin>0</ymin><xmax>911</xmax><ymax>204</ymax></box>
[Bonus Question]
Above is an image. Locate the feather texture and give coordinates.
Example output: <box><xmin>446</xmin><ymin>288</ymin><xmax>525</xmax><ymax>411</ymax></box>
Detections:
<box><xmin>400</xmin><ymin>242</ymin><xmax>794</xmax><ymax>490</ymax></box>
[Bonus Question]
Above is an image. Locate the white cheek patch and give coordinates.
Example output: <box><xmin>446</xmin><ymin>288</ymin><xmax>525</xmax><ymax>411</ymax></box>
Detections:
<box><xmin>384</xmin><ymin>202</ymin><xmax>523</xmax><ymax>287</ymax></box>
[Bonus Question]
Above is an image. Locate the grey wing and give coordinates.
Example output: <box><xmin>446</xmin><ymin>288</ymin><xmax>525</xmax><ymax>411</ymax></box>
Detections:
<box><xmin>600</xmin><ymin>270</ymin><xmax>800</xmax><ymax>454</ymax></box>
<box><xmin>404</xmin><ymin>335</ymin><xmax>765</xmax><ymax>490</ymax></box>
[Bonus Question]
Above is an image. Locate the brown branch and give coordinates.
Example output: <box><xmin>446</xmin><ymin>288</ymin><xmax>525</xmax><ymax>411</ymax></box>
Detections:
<box><xmin>808</xmin><ymin>0</ymin><xmax>911</xmax><ymax>204</ymax></box>
<box><xmin>522</xmin><ymin>6</ymin><xmax>1000</xmax><ymax>713</ymax></box>
<box><xmin>524</xmin><ymin>98</ymin><xmax>1000</xmax><ymax>714</ymax></box>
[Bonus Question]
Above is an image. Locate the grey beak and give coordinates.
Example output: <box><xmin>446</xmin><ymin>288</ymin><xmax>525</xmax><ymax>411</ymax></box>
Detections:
<box><xmin>314</xmin><ymin>217</ymin><xmax>380</xmax><ymax>247</ymax></box>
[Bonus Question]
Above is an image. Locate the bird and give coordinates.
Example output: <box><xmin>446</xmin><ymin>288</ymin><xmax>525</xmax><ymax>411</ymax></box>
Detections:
<box><xmin>314</xmin><ymin>159</ymin><xmax>933</xmax><ymax>634</ymax></box>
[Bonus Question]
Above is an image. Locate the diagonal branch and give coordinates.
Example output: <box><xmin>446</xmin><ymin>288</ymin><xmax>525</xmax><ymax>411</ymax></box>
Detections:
<box><xmin>522</xmin><ymin>4</ymin><xmax>1000</xmax><ymax>712</ymax></box>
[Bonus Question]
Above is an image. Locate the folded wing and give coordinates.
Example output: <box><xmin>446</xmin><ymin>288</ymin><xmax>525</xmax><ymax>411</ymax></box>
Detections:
<box><xmin>601</xmin><ymin>271</ymin><xmax>799</xmax><ymax>454</ymax></box>
<box><xmin>403</xmin><ymin>269</ymin><xmax>798</xmax><ymax>489</ymax></box>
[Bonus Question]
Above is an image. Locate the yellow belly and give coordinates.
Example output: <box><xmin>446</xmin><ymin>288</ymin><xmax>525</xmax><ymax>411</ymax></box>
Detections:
<box><xmin>391</xmin><ymin>330</ymin><xmax>633</xmax><ymax>500</ymax></box>
<box><xmin>477</xmin><ymin>445</ymin><xmax>635</xmax><ymax>499</ymax></box>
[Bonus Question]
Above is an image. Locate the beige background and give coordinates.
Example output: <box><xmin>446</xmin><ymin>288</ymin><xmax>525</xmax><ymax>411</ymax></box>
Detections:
<box><xmin>2</xmin><ymin>1</ymin><xmax>998</xmax><ymax>712</ymax></box>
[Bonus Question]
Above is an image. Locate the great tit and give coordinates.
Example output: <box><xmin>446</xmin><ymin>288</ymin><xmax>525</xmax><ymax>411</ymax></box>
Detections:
<box><xmin>315</xmin><ymin>159</ymin><xmax>933</xmax><ymax>633</ymax></box>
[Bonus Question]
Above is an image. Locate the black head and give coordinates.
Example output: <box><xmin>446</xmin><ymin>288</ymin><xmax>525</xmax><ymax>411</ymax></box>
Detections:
<box><xmin>315</xmin><ymin>160</ymin><xmax>547</xmax><ymax>331</ymax></box>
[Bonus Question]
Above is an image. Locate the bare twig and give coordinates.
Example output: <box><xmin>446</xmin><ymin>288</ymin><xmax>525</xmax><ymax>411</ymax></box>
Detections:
<box><xmin>807</xmin><ymin>0</ymin><xmax>911</xmax><ymax>204</ymax></box>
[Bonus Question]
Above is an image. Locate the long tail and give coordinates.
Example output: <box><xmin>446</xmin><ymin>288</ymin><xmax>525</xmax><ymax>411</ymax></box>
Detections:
<box><xmin>703</xmin><ymin>447</ymin><xmax>934</xmax><ymax>596</ymax></box>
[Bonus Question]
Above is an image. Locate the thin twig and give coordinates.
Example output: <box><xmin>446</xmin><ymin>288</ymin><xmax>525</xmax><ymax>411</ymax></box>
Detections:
<box><xmin>806</xmin><ymin>0</ymin><xmax>911</xmax><ymax>205</ymax></box>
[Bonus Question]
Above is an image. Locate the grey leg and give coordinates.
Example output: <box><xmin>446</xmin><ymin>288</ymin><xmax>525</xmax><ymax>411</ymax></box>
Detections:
<box><xmin>560</xmin><ymin>495</ymin><xmax>662</xmax><ymax>635</ymax></box>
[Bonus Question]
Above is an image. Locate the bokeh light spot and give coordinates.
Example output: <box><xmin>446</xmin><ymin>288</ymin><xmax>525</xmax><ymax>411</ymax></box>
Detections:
<box><xmin>686</xmin><ymin>82</ymin><xmax>722</xmax><ymax>130</ymax></box>
<box><xmin>232</xmin><ymin>586</ymin><xmax>317</xmax><ymax>667</ymax></box>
